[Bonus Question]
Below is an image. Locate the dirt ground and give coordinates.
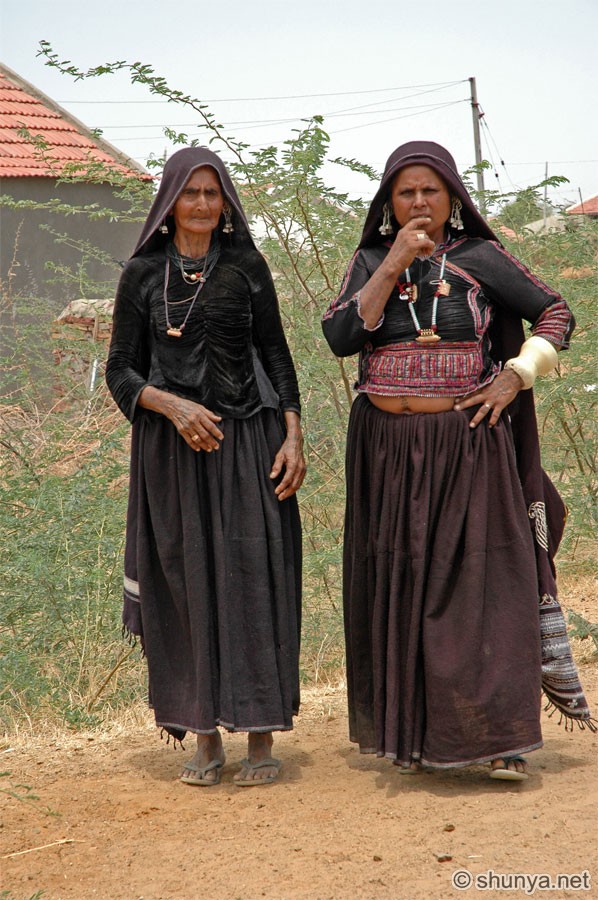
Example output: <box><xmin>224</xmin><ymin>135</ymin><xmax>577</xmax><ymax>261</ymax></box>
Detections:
<box><xmin>1</xmin><ymin>674</ymin><xmax>596</xmax><ymax>900</ymax></box>
<box><xmin>2</xmin><ymin>578</ymin><xmax>597</xmax><ymax>900</ymax></box>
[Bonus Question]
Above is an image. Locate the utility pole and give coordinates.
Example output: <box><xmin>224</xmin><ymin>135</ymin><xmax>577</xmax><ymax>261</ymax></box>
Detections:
<box><xmin>469</xmin><ymin>77</ymin><xmax>486</xmax><ymax>213</ymax></box>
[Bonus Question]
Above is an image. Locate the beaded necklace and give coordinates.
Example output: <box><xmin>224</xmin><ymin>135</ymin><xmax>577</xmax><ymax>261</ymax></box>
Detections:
<box><xmin>399</xmin><ymin>253</ymin><xmax>450</xmax><ymax>344</ymax></box>
<box><xmin>163</xmin><ymin>243</ymin><xmax>220</xmax><ymax>338</ymax></box>
<box><xmin>175</xmin><ymin>251</ymin><xmax>205</xmax><ymax>284</ymax></box>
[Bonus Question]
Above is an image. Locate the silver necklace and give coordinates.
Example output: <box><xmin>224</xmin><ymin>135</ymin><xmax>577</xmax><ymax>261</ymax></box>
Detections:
<box><xmin>163</xmin><ymin>246</ymin><xmax>220</xmax><ymax>338</ymax></box>
<box><xmin>401</xmin><ymin>253</ymin><xmax>449</xmax><ymax>344</ymax></box>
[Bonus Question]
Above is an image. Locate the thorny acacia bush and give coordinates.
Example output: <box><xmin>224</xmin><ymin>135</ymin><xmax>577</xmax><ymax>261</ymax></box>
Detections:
<box><xmin>497</xmin><ymin>217</ymin><xmax>597</xmax><ymax>569</ymax></box>
<box><xmin>0</xmin><ymin>317</ymin><xmax>139</xmax><ymax>730</ymax></box>
<box><xmin>0</xmin><ymin>50</ymin><xmax>596</xmax><ymax>731</ymax></box>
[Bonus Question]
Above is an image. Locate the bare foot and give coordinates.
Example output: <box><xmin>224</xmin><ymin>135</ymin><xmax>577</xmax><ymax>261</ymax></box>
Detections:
<box><xmin>233</xmin><ymin>732</ymin><xmax>281</xmax><ymax>785</ymax></box>
<box><xmin>180</xmin><ymin>731</ymin><xmax>225</xmax><ymax>785</ymax></box>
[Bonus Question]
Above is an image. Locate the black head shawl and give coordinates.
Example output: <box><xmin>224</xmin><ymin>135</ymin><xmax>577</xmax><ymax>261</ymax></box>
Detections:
<box><xmin>131</xmin><ymin>146</ymin><xmax>256</xmax><ymax>258</ymax></box>
<box><xmin>359</xmin><ymin>140</ymin><xmax>498</xmax><ymax>248</ymax></box>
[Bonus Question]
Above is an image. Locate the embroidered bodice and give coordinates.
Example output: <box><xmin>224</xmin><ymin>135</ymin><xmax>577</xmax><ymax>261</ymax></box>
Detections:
<box><xmin>322</xmin><ymin>237</ymin><xmax>573</xmax><ymax>398</ymax></box>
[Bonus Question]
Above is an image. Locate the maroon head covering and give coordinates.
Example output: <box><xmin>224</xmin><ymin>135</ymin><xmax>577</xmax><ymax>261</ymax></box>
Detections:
<box><xmin>359</xmin><ymin>140</ymin><xmax>498</xmax><ymax>248</ymax></box>
<box><xmin>131</xmin><ymin>146</ymin><xmax>256</xmax><ymax>258</ymax></box>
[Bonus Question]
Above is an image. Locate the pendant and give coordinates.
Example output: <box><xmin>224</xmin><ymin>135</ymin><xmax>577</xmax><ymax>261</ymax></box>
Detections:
<box><xmin>166</xmin><ymin>327</ymin><xmax>183</xmax><ymax>338</ymax></box>
<box><xmin>416</xmin><ymin>329</ymin><xmax>441</xmax><ymax>344</ymax></box>
<box><xmin>437</xmin><ymin>280</ymin><xmax>451</xmax><ymax>297</ymax></box>
<box><xmin>399</xmin><ymin>284</ymin><xmax>418</xmax><ymax>302</ymax></box>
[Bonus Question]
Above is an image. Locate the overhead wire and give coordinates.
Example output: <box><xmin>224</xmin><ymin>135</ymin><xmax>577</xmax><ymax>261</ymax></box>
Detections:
<box><xmin>63</xmin><ymin>78</ymin><xmax>591</xmax><ymax>203</ymax></box>
<box><xmin>479</xmin><ymin>121</ymin><xmax>505</xmax><ymax>195</ymax></box>
<box><xmin>59</xmin><ymin>79</ymin><xmax>468</xmax><ymax>105</ymax></box>
<box><xmin>94</xmin><ymin>98</ymin><xmax>468</xmax><ymax>132</ymax></box>
<box><xmin>478</xmin><ymin>114</ymin><xmax>586</xmax><ymax>206</ymax></box>
<box><xmin>89</xmin><ymin>79</ymin><xmax>469</xmax><ymax>131</ymax></box>
<box><xmin>479</xmin><ymin>112</ymin><xmax>519</xmax><ymax>193</ymax></box>
<box><xmin>327</xmin><ymin>100</ymin><xmax>469</xmax><ymax>135</ymax></box>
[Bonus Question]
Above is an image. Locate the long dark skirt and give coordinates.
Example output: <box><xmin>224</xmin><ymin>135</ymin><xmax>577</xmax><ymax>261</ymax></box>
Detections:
<box><xmin>344</xmin><ymin>395</ymin><xmax>543</xmax><ymax>768</ymax></box>
<box><xmin>123</xmin><ymin>407</ymin><xmax>302</xmax><ymax>737</ymax></box>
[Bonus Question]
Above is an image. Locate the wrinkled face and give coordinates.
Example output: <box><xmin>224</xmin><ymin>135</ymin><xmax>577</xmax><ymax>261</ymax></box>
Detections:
<box><xmin>390</xmin><ymin>164</ymin><xmax>452</xmax><ymax>244</ymax></box>
<box><xmin>171</xmin><ymin>166</ymin><xmax>225</xmax><ymax>244</ymax></box>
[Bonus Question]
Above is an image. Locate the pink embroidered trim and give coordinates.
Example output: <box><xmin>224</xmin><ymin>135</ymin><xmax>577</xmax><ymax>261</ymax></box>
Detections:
<box><xmin>491</xmin><ymin>242</ymin><xmax>561</xmax><ymax>298</ymax></box>
<box><xmin>531</xmin><ymin>299</ymin><xmax>572</xmax><ymax>348</ymax></box>
<box><xmin>358</xmin><ymin>341</ymin><xmax>500</xmax><ymax>397</ymax></box>
<box><xmin>321</xmin><ymin>292</ymin><xmax>354</xmax><ymax>321</ymax></box>
<box><xmin>356</xmin><ymin>292</ymin><xmax>384</xmax><ymax>331</ymax></box>
<box><xmin>322</xmin><ymin>251</ymin><xmax>360</xmax><ymax>322</ymax></box>
<box><xmin>442</xmin><ymin>259</ymin><xmax>490</xmax><ymax>339</ymax></box>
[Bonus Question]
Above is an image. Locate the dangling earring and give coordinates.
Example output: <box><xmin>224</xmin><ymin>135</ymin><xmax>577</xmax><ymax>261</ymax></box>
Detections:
<box><xmin>449</xmin><ymin>197</ymin><xmax>464</xmax><ymax>230</ymax></box>
<box><xmin>222</xmin><ymin>203</ymin><xmax>234</xmax><ymax>234</ymax></box>
<box><xmin>379</xmin><ymin>201</ymin><xmax>393</xmax><ymax>236</ymax></box>
<box><xmin>158</xmin><ymin>218</ymin><xmax>169</xmax><ymax>234</ymax></box>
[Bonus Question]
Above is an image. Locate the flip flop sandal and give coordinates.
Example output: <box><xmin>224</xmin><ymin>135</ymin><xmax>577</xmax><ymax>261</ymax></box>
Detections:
<box><xmin>180</xmin><ymin>758</ymin><xmax>223</xmax><ymax>786</ymax></box>
<box><xmin>489</xmin><ymin>756</ymin><xmax>528</xmax><ymax>781</ymax></box>
<box><xmin>234</xmin><ymin>757</ymin><xmax>282</xmax><ymax>787</ymax></box>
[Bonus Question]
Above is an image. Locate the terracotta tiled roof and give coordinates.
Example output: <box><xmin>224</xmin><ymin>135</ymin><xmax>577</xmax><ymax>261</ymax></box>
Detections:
<box><xmin>566</xmin><ymin>195</ymin><xmax>598</xmax><ymax>215</ymax></box>
<box><xmin>487</xmin><ymin>219</ymin><xmax>518</xmax><ymax>240</ymax></box>
<box><xmin>0</xmin><ymin>63</ymin><xmax>150</xmax><ymax>180</ymax></box>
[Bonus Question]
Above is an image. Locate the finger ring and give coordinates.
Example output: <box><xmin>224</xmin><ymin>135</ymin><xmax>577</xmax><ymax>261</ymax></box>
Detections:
<box><xmin>192</xmin><ymin>434</ymin><xmax>200</xmax><ymax>441</ymax></box>
<box><xmin>416</xmin><ymin>232</ymin><xmax>426</xmax><ymax>241</ymax></box>
<box><xmin>484</xmin><ymin>402</ymin><xmax>492</xmax><ymax>409</ymax></box>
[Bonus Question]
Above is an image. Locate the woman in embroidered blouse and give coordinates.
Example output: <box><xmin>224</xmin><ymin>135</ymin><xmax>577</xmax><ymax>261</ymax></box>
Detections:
<box><xmin>322</xmin><ymin>140</ymin><xmax>592</xmax><ymax>780</ymax></box>
<box><xmin>107</xmin><ymin>147</ymin><xmax>305</xmax><ymax>787</ymax></box>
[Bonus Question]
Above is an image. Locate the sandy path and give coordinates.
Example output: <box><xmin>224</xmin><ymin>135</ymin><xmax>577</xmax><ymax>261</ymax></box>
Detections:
<box><xmin>1</xmin><ymin>668</ymin><xmax>596</xmax><ymax>900</ymax></box>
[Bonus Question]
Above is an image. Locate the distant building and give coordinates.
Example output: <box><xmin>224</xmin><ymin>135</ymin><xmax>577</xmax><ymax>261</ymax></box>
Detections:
<box><xmin>0</xmin><ymin>63</ymin><xmax>152</xmax><ymax>306</ymax></box>
<box><xmin>523</xmin><ymin>214</ymin><xmax>566</xmax><ymax>234</ymax></box>
<box><xmin>566</xmin><ymin>195</ymin><xmax>598</xmax><ymax>219</ymax></box>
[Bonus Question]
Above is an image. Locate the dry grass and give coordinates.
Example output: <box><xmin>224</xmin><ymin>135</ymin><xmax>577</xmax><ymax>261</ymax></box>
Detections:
<box><xmin>3</xmin><ymin>572</ymin><xmax>594</xmax><ymax>748</ymax></box>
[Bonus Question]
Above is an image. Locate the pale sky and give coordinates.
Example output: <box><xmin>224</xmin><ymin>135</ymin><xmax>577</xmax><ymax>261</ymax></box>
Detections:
<box><xmin>2</xmin><ymin>0</ymin><xmax>597</xmax><ymax>208</ymax></box>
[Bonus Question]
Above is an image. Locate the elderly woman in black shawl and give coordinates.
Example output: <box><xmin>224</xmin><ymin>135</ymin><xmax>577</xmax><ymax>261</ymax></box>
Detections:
<box><xmin>107</xmin><ymin>147</ymin><xmax>305</xmax><ymax>786</ymax></box>
<box><xmin>323</xmin><ymin>140</ymin><xmax>593</xmax><ymax>780</ymax></box>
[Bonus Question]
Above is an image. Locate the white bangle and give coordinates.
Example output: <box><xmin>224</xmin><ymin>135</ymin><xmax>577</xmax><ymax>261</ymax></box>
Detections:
<box><xmin>504</xmin><ymin>336</ymin><xmax>558</xmax><ymax>389</ymax></box>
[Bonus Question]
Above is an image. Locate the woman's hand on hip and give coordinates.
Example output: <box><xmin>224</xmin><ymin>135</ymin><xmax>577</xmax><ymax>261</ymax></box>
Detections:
<box><xmin>453</xmin><ymin>369</ymin><xmax>524</xmax><ymax>429</ymax></box>
<box><xmin>270</xmin><ymin>412</ymin><xmax>306</xmax><ymax>501</ymax></box>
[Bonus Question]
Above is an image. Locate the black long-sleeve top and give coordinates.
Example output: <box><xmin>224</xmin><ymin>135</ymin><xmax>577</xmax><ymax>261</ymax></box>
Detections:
<box><xmin>322</xmin><ymin>237</ymin><xmax>574</xmax><ymax>398</ymax></box>
<box><xmin>106</xmin><ymin>246</ymin><xmax>301</xmax><ymax>421</ymax></box>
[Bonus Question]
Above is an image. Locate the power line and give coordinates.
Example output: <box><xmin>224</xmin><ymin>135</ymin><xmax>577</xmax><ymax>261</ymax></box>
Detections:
<box><xmin>93</xmin><ymin>98</ymin><xmax>467</xmax><ymax>131</ymax></box>
<box><xmin>57</xmin><ymin>79</ymin><xmax>468</xmax><ymax>105</ymax></box>
<box><xmin>506</xmin><ymin>159</ymin><xmax>598</xmax><ymax>166</ymax></box>
<box><xmin>479</xmin><ymin>119</ymin><xmax>510</xmax><ymax>193</ymax></box>
<box><xmin>97</xmin><ymin>99</ymin><xmax>468</xmax><ymax>144</ymax></box>
<box><xmin>331</xmin><ymin>100</ymin><xmax>468</xmax><ymax>134</ymax></box>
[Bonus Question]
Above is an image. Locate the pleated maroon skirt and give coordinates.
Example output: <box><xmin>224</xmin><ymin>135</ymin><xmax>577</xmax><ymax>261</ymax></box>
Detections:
<box><xmin>122</xmin><ymin>407</ymin><xmax>301</xmax><ymax>738</ymax></box>
<box><xmin>344</xmin><ymin>395</ymin><xmax>543</xmax><ymax>767</ymax></box>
